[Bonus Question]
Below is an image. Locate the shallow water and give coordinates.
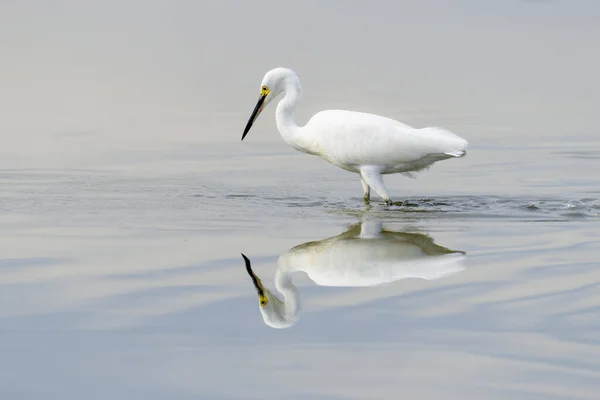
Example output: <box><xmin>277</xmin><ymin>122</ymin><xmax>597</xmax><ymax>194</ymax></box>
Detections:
<box><xmin>2</xmin><ymin>1</ymin><xmax>600</xmax><ymax>399</ymax></box>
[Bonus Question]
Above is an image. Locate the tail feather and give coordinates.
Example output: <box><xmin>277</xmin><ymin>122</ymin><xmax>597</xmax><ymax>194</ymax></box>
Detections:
<box><xmin>444</xmin><ymin>150</ymin><xmax>467</xmax><ymax>158</ymax></box>
<box><xmin>419</xmin><ymin>126</ymin><xmax>468</xmax><ymax>157</ymax></box>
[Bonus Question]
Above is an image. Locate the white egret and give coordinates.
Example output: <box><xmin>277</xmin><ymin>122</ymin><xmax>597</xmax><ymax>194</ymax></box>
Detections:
<box><xmin>241</xmin><ymin>219</ymin><xmax>466</xmax><ymax>329</ymax></box>
<box><xmin>242</xmin><ymin>67</ymin><xmax>469</xmax><ymax>205</ymax></box>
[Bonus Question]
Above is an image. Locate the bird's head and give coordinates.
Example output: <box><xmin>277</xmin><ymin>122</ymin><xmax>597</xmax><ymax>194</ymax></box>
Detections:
<box><xmin>241</xmin><ymin>67</ymin><xmax>298</xmax><ymax>141</ymax></box>
<box><xmin>241</xmin><ymin>253</ymin><xmax>296</xmax><ymax>329</ymax></box>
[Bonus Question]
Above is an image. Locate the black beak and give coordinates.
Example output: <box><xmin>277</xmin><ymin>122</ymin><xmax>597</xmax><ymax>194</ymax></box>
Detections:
<box><xmin>241</xmin><ymin>253</ymin><xmax>264</xmax><ymax>296</ymax></box>
<box><xmin>241</xmin><ymin>95</ymin><xmax>266</xmax><ymax>141</ymax></box>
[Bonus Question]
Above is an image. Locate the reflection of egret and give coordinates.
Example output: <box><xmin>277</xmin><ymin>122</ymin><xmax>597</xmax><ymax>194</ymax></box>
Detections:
<box><xmin>241</xmin><ymin>220</ymin><xmax>466</xmax><ymax>329</ymax></box>
<box><xmin>241</xmin><ymin>67</ymin><xmax>468</xmax><ymax>205</ymax></box>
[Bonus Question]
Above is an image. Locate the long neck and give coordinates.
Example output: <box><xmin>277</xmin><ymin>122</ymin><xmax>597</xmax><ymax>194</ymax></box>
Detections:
<box><xmin>275</xmin><ymin>79</ymin><xmax>314</xmax><ymax>154</ymax></box>
<box><xmin>274</xmin><ymin>264</ymin><xmax>301</xmax><ymax>320</ymax></box>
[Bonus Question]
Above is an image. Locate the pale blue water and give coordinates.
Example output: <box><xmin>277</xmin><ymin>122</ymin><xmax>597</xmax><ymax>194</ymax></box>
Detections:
<box><xmin>1</xmin><ymin>0</ymin><xmax>600</xmax><ymax>399</ymax></box>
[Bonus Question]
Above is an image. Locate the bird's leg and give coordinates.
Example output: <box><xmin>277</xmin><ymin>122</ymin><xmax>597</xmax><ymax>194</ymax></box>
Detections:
<box><xmin>359</xmin><ymin>166</ymin><xmax>392</xmax><ymax>205</ymax></box>
<box><xmin>360</xmin><ymin>177</ymin><xmax>370</xmax><ymax>204</ymax></box>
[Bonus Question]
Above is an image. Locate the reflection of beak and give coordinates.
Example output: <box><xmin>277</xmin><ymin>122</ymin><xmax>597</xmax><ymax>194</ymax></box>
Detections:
<box><xmin>241</xmin><ymin>94</ymin><xmax>267</xmax><ymax>141</ymax></box>
<box><xmin>241</xmin><ymin>254</ymin><xmax>269</xmax><ymax>307</ymax></box>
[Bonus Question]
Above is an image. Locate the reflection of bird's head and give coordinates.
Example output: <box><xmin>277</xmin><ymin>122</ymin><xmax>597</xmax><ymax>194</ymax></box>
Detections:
<box><xmin>241</xmin><ymin>254</ymin><xmax>297</xmax><ymax>329</ymax></box>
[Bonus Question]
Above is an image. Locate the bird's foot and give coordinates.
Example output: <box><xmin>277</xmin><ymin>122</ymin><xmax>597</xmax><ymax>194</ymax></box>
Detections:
<box><xmin>392</xmin><ymin>200</ymin><xmax>419</xmax><ymax>207</ymax></box>
<box><xmin>383</xmin><ymin>198</ymin><xmax>419</xmax><ymax>207</ymax></box>
<box><xmin>363</xmin><ymin>194</ymin><xmax>371</xmax><ymax>205</ymax></box>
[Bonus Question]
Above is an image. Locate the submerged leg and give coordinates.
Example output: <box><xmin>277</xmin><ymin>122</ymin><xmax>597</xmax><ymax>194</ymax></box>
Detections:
<box><xmin>359</xmin><ymin>166</ymin><xmax>392</xmax><ymax>205</ymax></box>
<box><xmin>360</xmin><ymin>176</ymin><xmax>370</xmax><ymax>204</ymax></box>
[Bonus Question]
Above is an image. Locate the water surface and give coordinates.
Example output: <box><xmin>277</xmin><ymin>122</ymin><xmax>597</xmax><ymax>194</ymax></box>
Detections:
<box><xmin>1</xmin><ymin>1</ymin><xmax>600</xmax><ymax>399</ymax></box>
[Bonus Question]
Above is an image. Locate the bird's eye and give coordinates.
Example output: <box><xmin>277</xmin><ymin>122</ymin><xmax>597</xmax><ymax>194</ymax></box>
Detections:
<box><xmin>259</xmin><ymin>296</ymin><xmax>268</xmax><ymax>306</ymax></box>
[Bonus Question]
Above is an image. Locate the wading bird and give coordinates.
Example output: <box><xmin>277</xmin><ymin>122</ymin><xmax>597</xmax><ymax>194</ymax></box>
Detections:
<box><xmin>242</xmin><ymin>67</ymin><xmax>468</xmax><ymax>205</ymax></box>
<box><xmin>241</xmin><ymin>219</ymin><xmax>466</xmax><ymax>328</ymax></box>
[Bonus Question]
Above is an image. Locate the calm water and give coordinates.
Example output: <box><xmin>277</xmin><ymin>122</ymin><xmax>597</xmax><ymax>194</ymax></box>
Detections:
<box><xmin>1</xmin><ymin>1</ymin><xmax>600</xmax><ymax>399</ymax></box>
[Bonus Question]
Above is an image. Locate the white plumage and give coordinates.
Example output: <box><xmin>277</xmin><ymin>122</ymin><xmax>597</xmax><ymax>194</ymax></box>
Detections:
<box><xmin>242</xmin><ymin>219</ymin><xmax>466</xmax><ymax>329</ymax></box>
<box><xmin>242</xmin><ymin>67</ymin><xmax>468</xmax><ymax>205</ymax></box>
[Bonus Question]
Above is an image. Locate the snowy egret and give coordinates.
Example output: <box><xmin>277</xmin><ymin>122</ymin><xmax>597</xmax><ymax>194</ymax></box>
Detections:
<box><xmin>241</xmin><ymin>219</ymin><xmax>466</xmax><ymax>329</ymax></box>
<box><xmin>242</xmin><ymin>67</ymin><xmax>469</xmax><ymax>205</ymax></box>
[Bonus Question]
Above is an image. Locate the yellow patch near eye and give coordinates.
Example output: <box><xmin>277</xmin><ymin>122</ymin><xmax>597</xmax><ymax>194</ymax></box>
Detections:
<box><xmin>259</xmin><ymin>294</ymin><xmax>269</xmax><ymax>306</ymax></box>
<box><xmin>261</xmin><ymin>86</ymin><xmax>270</xmax><ymax>96</ymax></box>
